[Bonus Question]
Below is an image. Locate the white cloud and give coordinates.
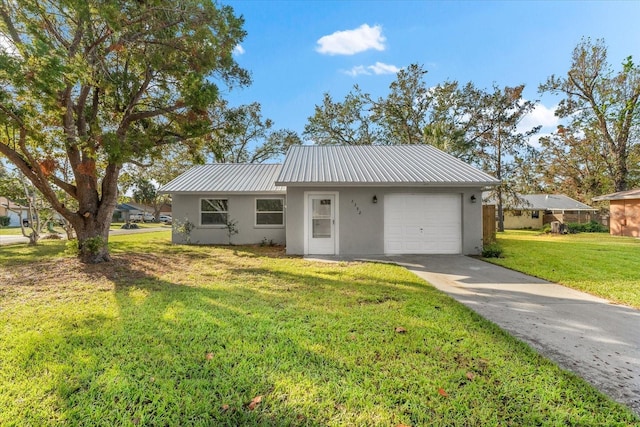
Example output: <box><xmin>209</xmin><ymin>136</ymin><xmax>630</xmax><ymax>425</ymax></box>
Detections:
<box><xmin>368</xmin><ymin>62</ymin><xmax>400</xmax><ymax>75</ymax></box>
<box><xmin>344</xmin><ymin>65</ymin><xmax>369</xmax><ymax>77</ymax></box>
<box><xmin>343</xmin><ymin>62</ymin><xmax>400</xmax><ymax>77</ymax></box>
<box><xmin>519</xmin><ymin>102</ymin><xmax>560</xmax><ymax>133</ymax></box>
<box><xmin>316</xmin><ymin>24</ymin><xmax>385</xmax><ymax>55</ymax></box>
<box><xmin>233</xmin><ymin>44</ymin><xmax>245</xmax><ymax>56</ymax></box>
<box><xmin>527</xmin><ymin>132</ymin><xmax>551</xmax><ymax>149</ymax></box>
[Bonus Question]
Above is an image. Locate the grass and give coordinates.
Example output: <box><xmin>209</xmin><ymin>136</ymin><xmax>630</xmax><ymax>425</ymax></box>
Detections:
<box><xmin>0</xmin><ymin>222</ymin><xmax>167</xmax><ymax>235</ymax></box>
<box><xmin>0</xmin><ymin>226</ymin><xmax>67</xmax><ymax>235</ymax></box>
<box><xmin>1</xmin><ymin>232</ymin><xmax>638</xmax><ymax>426</ymax></box>
<box><xmin>0</xmin><ymin>227</ymin><xmax>21</xmax><ymax>235</ymax></box>
<box><xmin>485</xmin><ymin>230</ymin><xmax>640</xmax><ymax>308</ymax></box>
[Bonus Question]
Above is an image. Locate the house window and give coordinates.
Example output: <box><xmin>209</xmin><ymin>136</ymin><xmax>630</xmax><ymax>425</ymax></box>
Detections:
<box><xmin>201</xmin><ymin>199</ymin><xmax>228</xmax><ymax>225</ymax></box>
<box><xmin>532</xmin><ymin>210</ymin><xmax>540</xmax><ymax>219</ymax></box>
<box><xmin>256</xmin><ymin>198</ymin><xmax>284</xmax><ymax>226</ymax></box>
<box><xmin>513</xmin><ymin>210</ymin><xmax>523</xmax><ymax>217</ymax></box>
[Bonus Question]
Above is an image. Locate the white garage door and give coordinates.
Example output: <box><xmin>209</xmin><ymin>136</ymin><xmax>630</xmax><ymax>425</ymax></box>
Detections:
<box><xmin>384</xmin><ymin>194</ymin><xmax>461</xmax><ymax>254</ymax></box>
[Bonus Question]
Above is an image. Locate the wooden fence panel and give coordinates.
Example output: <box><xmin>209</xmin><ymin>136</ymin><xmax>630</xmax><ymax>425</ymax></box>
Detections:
<box><xmin>483</xmin><ymin>205</ymin><xmax>496</xmax><ymax>244</ymax></box>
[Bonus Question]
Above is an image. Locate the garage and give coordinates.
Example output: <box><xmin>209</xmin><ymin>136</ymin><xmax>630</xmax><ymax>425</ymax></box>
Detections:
<box><xmin>384</xmin><ymin>194</ymin><xmax>462</xmax><ymax>254</ymax></box>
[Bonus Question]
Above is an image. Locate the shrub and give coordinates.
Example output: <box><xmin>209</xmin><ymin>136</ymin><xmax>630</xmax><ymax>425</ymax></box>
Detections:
<box><xmin>65</xmin><ymin>239</ymin><xmax>79</xmax><ymax>256</ymax></box>
<box><xmin>585</xmin><ymin>221</ymin><xmax>609</xmax><ymax>233</ymax></box>
<box><xmin>174</xmin><ymin>218</ymin><xmax>196</xmax><ymax>244</ymax></box>
<box><xmin>0</xmin><ymin>216</ymin><xmax>10</xmax><ymax>227</ymax></box>
<box><xmin>541</xmin><ymin>224</ymin><xmax>551</xmax><ymax>234</ymax></box>
<box><xmin>482</xmin><ymin>243</ymin><xmax>503</xmax><ymax>258</ymax></box>
<box><xmin>566</xmin><ymin>221</ymin><xmax>608</xmax><ymax>234</ymax></box>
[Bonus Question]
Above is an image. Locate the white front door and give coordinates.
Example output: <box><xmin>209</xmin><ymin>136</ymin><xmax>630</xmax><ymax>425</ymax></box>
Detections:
<box><xmin>307</xmin><ymin>194</ymin><xmax>336</xmax><ymax>255</ymax></box>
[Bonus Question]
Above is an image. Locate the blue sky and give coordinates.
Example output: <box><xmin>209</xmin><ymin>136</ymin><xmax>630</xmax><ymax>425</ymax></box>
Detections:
<box><xmin>224</xmin><ymin>0</ymin><xmax>640</xmax><ymax>146</ymax></box>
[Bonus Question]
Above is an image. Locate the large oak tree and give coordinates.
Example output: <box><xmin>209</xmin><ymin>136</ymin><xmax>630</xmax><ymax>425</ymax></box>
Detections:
<box><xmin>540</xmin><ymin>38</ymin><xmax>640</xmax><ymax>192</ymax></box>
<box><xmin>0</xmin><ymin>0</ymin><xmax>249</xmax><ymax>262</ymax></box>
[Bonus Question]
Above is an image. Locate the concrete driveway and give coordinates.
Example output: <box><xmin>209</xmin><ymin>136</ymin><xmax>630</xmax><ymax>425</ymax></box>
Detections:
<box><xmin>392</xmin><ymin>255</ymin><xmax>640</xmax><ymax>415</ymax></box>
<box><xmin>309</xmin><ymin>254</ymin><xmax>640</xmax><ymax>415</ymax></box>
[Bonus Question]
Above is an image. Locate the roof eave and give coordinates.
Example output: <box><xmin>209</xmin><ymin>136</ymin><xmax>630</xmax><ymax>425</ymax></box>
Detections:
<box><xmin>158</xmin><ymin>190</ymin><xmax>286</xmax><ymax>195</ymax></box>
<box><xmin>275</xmin><ymin>181</ymin><xmax>499</xmax><ymax>187</ymax></box>
<box><xmin>593</xmin><ymin>196</ymin><xmax>639</xmax><ymax>201</ymax></box>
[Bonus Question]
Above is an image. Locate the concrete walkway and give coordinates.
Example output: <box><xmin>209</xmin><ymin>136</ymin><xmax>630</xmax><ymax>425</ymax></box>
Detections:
<box><xmin>308</xmin><ymin>254</ymin><xmax>640</xmax><ymax>415</ymax></box>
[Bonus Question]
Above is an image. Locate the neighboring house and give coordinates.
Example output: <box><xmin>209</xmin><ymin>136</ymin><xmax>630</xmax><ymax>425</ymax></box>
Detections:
<box><xmin>593</xmin><ymin>189</ymin><xmax>640</xmax><ymax>237</ymax></box>
<box><xmin>483</xmin><ymin>194</ymin><xmax>597</xmax><ymax>229</ymax></box>
<box><xmin>0</xmin><ymin>196</ymin><xmax>29</xmax><ymax>226</ymax></box>
<box><xmin>158</xmin><ymin>202</ymin><xmax>172</xmax><ymax>216</ymax></box>
<box><xmin>114</xmin><ymin>202</ymin><xmax>157</xmax><ymax>222</ymax></box>
<box><xmin>160</xmin><ymin>145</ymin><xmax>500</xmax><ymax>256</ymax></box>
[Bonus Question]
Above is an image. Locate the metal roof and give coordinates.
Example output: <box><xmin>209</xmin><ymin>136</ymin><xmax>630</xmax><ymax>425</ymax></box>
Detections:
<box><xmin>275</xmin><ymin>145</ymin><xmax>499</xmax><ymax>186</ymax></box>
<box><xmin>484</xmin><ymin>193</ymin><xmax>597</xmax><ymax>211</ymax></box>
<box><xmin>159</xmin><ymin>163</ymin><xmax>285</xmax><ymax>194</ymax></box>
<box><xmin>592</xmin><ymin>189</ymin><xmax>640</xmax><ymax>201</ymax></box>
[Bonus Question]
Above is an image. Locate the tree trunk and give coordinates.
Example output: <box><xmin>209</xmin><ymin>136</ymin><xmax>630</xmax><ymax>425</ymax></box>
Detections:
<box><xmin>496</xmin><ymin>187</ymin><xmax>505</xmax><ymax>233</ymax></box>
<box><xmin>497</xmin><ymin>201</ymin><xmax>504</xmax><ymax>233</ymax></box>
<box><xmin>70</xmin><ymin>163</ymin><xmax>120</xmax><ymax>264</ymax></box>
<box><xmin>613</xmin><ymin>150</ymin><xmax>628</xmax><ymax>192</ymax></box>
<box><xmin>74</xmin><ymin>217</ymin><xmax>113</xmax><ymax>263</ymax></box>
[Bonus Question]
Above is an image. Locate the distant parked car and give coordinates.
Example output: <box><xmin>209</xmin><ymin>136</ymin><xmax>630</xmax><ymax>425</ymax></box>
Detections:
<box><xmin>130</xmin><ymin>212</ymin><xmax>155</xmax><ymax>222</ymax></box>
<box><xmin>158</xmin><ymin>214</ymin><xmax>172</xmax><ymax>223</ymax></box>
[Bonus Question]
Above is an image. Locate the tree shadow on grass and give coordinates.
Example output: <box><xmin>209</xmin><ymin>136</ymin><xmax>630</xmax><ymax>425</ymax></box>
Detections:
<box><xmin>46</xmin><ymin>253</ymin><xmax>429</xmax><ymax>426</ymax></box>
<box><xmin>4</xmin><ymin>249</ymin><xmax>638</xmax><ymax>426</ymax></box>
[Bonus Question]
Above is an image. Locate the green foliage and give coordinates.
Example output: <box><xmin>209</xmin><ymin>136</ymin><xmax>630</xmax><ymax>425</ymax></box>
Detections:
<box><xmin>566</xmin><ymin>221</ymin><xmax>609</xmax><ymax>234</ymax></box>
<box><xmin>1</xmin><ymin>233</ymin><xmax>637</xmax><ymax>425</ymax></box>
<box><xmin>541</xmin><ymin>224</ymin><xmax>552</xmax><ymax>234</ymax></box>
<box><xmin>0</xmin><ymin>216</ymin><xmax>9</xmax><ymax>227</ymax></box>
<box><xmin>173</xmin><ymin>218</ymin><xmax>196</xmax><ymax>244</ymax></box>
<box><xmin>304</xmin><ymin>89</ymin><xmax>378</xmax><ymax>145</ymax></box>
<box><xmin>0</xmin><ymin>0</ymin><xmax>250</xmax><ymax>262</ymax></box>
<box><xmin>64</xmin><ymin>239</ymin><xmax>79</xmax><ymax>256</ymax></box>
<box><xmin>303</xmin><ymin>66</ymin><xmax>540</xmax><ymax>227</ymax></box>
<box><xmin>80</xmin><ymin>235</ymin><xmax>106</xmax><ymax>256</ymax></box>
<box><xmin>373</xmin><ymin>63</ymin><xmax>435</xmax><ymax>145</ymax></box>
<box><xmin>539</xmin><ymin>38</ymin><xmax>640</xmax><ymax>192</ymax></box>
<box><xmin>481</xmin><ymin>242</ymin><xmax>503</xmax><ymax>258</ymax></box>
<box><xmin>130</xmin><ymin>178</ymin><xmax>158</xmax><ymax>206</ymax></box>
<box><xmin>207</xmin><ymin>100</ymin><xmax>301</xmax><ymax>163</ymax></box>
<box><xmin>537</xmin><ymin>127</ymin><xmax>615</xmax><ymax>202</ymax></box>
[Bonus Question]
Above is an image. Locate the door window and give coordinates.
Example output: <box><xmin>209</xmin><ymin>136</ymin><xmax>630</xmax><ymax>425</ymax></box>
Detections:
<box><xmin>312</xmin><ymin>198</ymin><xmax>332</xmax><ymax>238</ymax></box>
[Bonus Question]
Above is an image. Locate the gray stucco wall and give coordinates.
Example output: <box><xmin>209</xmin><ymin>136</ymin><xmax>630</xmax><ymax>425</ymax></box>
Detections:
<box><xmin>170</xmin><ymin>194</ymin><xmax>286</xmax><ymax>245</ymax></box>
<box><xmin>285</xmin><ymin>186</ymin><xmax>484</xmax><ymax>256</ymax></box>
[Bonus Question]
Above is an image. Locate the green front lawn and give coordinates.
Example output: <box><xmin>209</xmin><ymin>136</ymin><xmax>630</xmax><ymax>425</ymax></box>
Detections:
<box><xmin>1</xmin><ymin>223</ymin><xmax>166</xmax><ymax>234</ymax></box>
<box><xmin>486</xmin><ymin>230</ymin><xmax>640</xmax><ymax>308</ymax></box>
<box><xmin>0</xmin><ymin>226</ymin><xmax>66</xmax><ymax>235</ymax></box>
<box><xmin>0</xmin><ymin>226</ymin><xmax>21</xmax><ymax>235</ymax></box>
<box><xmin>1</xmin><ymin>232</ymin><xmax>637</xmax><ymax>426</ymax></box>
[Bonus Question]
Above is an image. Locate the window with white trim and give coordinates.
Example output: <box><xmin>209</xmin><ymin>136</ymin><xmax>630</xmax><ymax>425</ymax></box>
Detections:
<box><xmin>201</xmin><ymin>199</ymin><xmax>228</xmax><ymax>225</ymax></box>
<box><xmin>256</xmin><ymin>198</ymin><xmax>284</xmax><ymax>226</ymax></box>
